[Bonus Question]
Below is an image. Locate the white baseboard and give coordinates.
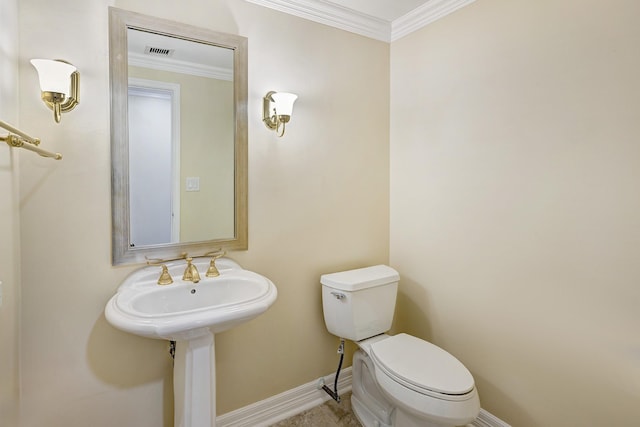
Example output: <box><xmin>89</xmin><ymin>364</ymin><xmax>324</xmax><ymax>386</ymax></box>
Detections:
<box><xmin>216</xmin><ymin>367</ymin><xmax>353</xmax><ymax>427</ymax></box>
<box><xmin>470</xmin><ymin>409</ymin><xmax>512</xmax><ymax>427</ymax></box>
<box><xmin>217</xmin><ymin>367</ymin><xmax>510</xmax><ymax>427</ymax></box>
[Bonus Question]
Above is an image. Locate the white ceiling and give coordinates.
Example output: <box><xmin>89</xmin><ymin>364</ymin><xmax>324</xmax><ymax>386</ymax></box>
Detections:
<box><xmin>245</xmin><ymin>0</ymin><xmax>476</xmax><ymax>42</ymax></box>
<box><xmin>327</xmin><ymin>0</ymin><xmax>432</xmax><ymax>21</ymax></box>
<box><xmin>127</xmin><ymin>0</ymin><xmax>474</xmax><ymax>71</ymax></box>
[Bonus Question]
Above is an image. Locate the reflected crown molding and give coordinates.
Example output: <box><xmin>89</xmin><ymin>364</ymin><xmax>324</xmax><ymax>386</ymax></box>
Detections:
<box><xmin>244</xmin><ymin>0</ymin><xmax>476</xmax><ymax>42</ymax></box>
<box><xmin>128</xmin><ymin>52</ymin><xmax>233</xmax><ymax>81</ymax></box>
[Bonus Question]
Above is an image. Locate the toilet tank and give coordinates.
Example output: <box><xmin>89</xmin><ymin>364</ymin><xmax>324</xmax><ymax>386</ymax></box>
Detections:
<box><xmin>321</xmin><ymin>265</ymin><xmax>399</xmax><ymax>341</ymax></box>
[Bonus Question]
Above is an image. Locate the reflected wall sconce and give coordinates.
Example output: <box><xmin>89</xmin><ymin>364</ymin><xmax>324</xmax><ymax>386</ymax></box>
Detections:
<box><xmin>30</xmin><ymin>59</ymin><xmax>80</xmax><ymax>123</ymax></box>
<box><xmin>262</xmin><ymin>91</ymin><xmax>298</xmax><ymax>137</ymax></box>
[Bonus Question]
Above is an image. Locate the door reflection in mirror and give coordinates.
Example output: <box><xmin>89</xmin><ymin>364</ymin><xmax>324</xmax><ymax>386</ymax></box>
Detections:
<box><xmin>128</xmin><ymin>81</ymin><xmax>180</xmax><ymax>246</ymax></box>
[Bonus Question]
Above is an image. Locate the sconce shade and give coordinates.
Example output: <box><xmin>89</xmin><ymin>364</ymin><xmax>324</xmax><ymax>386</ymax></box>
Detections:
<box><xmin>270</xmin><ymin>92</ymin><xmax>297</xmax><ymax>116</ymax></box>
<box><xmin>30</xmin><ymin>59</ymin><xmax>80</xmax><ymax>123</ymax></box>
<box><xmin>263</xmin><ymin>91</ymin><xmax>298</xmax><ymax>137</ymax></box>
<box><xmin>30</xmin><ymin>59</ymin><xmax>77</xmax><ymax>96</ymax></box>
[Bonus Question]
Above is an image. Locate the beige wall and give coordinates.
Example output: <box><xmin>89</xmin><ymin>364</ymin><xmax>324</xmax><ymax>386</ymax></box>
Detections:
<box><xmin>16</xmin><ymin>1</ymin><xmax>389</xmax><ymax>426</ymax></box>
<box><xmin>0</xmin><ymin>0</ymin><xmax>21</xmax><ymax>424</ymax></box>
<box><xmin>0</xmin><ymin>0</ymin><xmax>20</xmax><ymax>426</ymax></box>
<box><xmin>390</xmin><ymin>0</ymin><xmax>640</xmax><ymax>425</ymax></box>
<box><xmin>15</xmin><ymin>1</ymin><xmax>636</xmax><ymax>426</ymax></box>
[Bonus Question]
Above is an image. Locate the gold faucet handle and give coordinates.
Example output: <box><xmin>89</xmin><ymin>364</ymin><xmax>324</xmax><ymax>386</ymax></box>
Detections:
<box><xmin>205</xmin><ymin>251</ymin><xmax>226</xmax><ymax>277</ymax></box>
<box><xmin>206</xmin><ymin>259</ymin><xmax>220</xmax><ymax>277</ymax></box>
<box><xmin>157</xmin><ymin>265</ymin><xmax>173</xmax><ymax>285</ymax></box>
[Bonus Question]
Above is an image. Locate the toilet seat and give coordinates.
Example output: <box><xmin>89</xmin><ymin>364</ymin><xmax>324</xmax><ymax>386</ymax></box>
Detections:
<box><xmin>370</xmin><ymin>334</ymin><xmax>475</xmax><ymax>401</ymax></box>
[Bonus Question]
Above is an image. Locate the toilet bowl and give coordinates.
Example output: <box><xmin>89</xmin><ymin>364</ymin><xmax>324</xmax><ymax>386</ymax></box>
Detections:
<box><xmin>321</xmin><ymin>265</ymin><xmax>480</xmax><ymax>427</ymax></box>
<box><xmin>358</xmin><ymin>333</ymin><xmax>479</xmax><ymax>426</ymax></box>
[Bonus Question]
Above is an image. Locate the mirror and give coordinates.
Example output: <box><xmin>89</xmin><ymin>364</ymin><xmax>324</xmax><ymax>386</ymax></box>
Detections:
<box><xmin>109</xmin><ymin>7</ymin><xmax>247</xmax><ymax>265</ymax></box>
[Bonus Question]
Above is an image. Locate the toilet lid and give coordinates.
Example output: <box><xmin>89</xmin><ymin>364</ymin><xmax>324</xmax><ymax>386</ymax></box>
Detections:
<box><xmin>370</xmin><ymin>334</ymin><xmax>475</xmax><ymax>396</ymax></box>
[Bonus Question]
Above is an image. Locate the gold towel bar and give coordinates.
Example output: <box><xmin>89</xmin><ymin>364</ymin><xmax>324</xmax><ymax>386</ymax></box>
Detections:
<box><xmin>0</xmin><ymin>119</ymin><xmax>62</xmax><ymax>160</ymax></box>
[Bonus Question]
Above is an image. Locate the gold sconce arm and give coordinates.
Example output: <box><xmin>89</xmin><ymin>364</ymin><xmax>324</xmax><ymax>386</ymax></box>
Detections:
<box><xmin>41</xmin><ymin>70</ymin><xmax>80</xmax><ymax>123</ymax></box>
<box><xmin>31</xmin><ymin>59</ymin><xmax>80</xmax><ymax>123</ymax></box>
<box><xmin>262</xmin><ymin>91</ymin><xmax>280</xmax><ymax>129</ymax></box>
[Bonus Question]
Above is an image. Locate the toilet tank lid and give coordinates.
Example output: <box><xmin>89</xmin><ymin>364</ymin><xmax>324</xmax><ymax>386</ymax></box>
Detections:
<box><xmin>320</xmin><ymin>265</ymin><xmax>399</xmax><ymax>291</ymax></box>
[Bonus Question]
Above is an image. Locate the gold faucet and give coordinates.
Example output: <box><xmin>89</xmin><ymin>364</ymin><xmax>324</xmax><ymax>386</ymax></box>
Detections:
<box><xmin>182</xmin><ymin>257</ymin><xmax>201</xmax><ymax>283</ymax></box>
<box><xmin>205</xmin><ymin>251</ymin><xmax>226</xmax><ymax>277</ymax></box>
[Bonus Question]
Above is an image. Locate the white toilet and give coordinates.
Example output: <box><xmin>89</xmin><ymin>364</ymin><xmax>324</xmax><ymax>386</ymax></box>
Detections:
<box><xmin>321</xmin><ymin>265</ymin><xmax>480</xmax><ymax>427</ymax></box>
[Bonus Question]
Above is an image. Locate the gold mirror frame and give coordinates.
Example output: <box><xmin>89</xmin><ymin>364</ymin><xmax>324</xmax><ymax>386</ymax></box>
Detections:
<box><xmin>109</xmin><ymin>7</ymin><xmax>248</xmax><ymax>265</ymax></box>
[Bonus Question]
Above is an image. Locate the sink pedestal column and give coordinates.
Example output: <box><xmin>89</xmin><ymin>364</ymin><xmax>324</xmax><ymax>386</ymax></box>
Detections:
<box><xmin>173</xmin><ymin>330</ymin><xmax>216</xmax><ymax>427</ymax></box>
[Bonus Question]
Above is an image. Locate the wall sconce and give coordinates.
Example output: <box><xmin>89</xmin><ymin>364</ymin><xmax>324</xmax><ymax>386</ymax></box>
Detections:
<box><xmin>30</xmin><ymin>59</ymin><xmax>80</xmax><ymax>123</ymax></box>
<box><xmin>262</xmin><ymin>91</ymin><xmax>298</xmax><ymax>137</ymax></box>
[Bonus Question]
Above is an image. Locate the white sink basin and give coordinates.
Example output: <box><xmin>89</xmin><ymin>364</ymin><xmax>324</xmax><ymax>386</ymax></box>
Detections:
<box><xmin>105</xmin><ymin>257</ymin><xmax>277</xmax><ymax>427</ymax></box>
<box><xmin>105</xmin><ymin>257</ymin><xmax>278</xmax><ymax>340</ymax></box>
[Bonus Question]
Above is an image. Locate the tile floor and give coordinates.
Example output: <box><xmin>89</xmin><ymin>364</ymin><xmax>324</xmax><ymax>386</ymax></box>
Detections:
<box><xmin>270</xmin><ymin>392</ymin><xmax>361</xmax><ymax>426</ymax></box>
<box><xmin>270</xmin><ymin>392</ymin><xmax>477</xmax><ymax>427</ymax></box>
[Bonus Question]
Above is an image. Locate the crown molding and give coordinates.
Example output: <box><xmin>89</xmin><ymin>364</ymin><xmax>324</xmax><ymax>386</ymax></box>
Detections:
<box><xmin>245</xmin><ymin>0</ymin><xmax>391</xmax><ymax>42</ymax></box>
<box><xmin>392</xmin><ymin>0</ymin><xmax>477</xmax><ymax>41</ymax></box>
<box><xmin>245</xmin><ymin>0</ymin><xmax>476</xmax><ymax>42</ymax></box>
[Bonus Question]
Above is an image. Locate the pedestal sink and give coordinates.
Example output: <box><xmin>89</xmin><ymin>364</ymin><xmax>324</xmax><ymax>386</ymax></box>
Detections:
<box><xmin>105</xmin><ymin>257</ymin><xmax>277</xmax><ymax>427</ymax></box>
